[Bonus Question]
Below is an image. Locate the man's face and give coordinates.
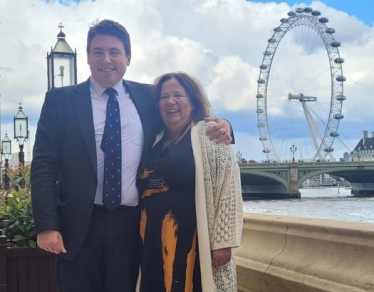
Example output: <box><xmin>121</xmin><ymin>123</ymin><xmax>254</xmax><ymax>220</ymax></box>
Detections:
<box><xmin>87</xmin><ymin>34</ymin><xmax>130</xmax><ymax>88</ymax></box>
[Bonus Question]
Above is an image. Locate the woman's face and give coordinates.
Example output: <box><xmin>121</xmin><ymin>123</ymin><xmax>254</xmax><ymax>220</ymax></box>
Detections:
<box><xmin>159</xmin><ymin>78</ymin><xmax>194</xmax><ymax>130</ymax></box>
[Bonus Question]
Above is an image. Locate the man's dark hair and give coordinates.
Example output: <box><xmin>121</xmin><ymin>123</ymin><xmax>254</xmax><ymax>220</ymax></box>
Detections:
<box><xmin>87</xmin><ymin>19</ymin><xmax>131</xmax><ymax>57</ymax></box>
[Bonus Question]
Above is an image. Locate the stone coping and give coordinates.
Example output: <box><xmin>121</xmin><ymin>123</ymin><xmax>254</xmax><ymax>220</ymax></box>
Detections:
<box><xmin>236</xmin><ymin>213</ymin><xmax>374</xmax><ymax>292</ymax></box>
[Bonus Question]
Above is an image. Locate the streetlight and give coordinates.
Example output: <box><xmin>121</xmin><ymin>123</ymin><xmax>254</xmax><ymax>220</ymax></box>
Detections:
<box><xmin>14</xmin><ymin>103</ymin><xmax>28</xmax><ymax>168</ymax></box>
<box><xmin>47</xmin><ymin>23</ymin><xmax>77</xmax><ymax>90</ymax></box>
<box><xmin>290</xmin><ymin>144</ymin><xmax>297</xmax><ymax>163</ymax></box>
<box><xmin>236</xmin><ymin>151</ymin><xmax>243</xmax><ymax>163</ymax></box>
<box><xmin>2</xmin><ymin>132</ymin><xmax>11</xmax><ymax>190</ymax></box>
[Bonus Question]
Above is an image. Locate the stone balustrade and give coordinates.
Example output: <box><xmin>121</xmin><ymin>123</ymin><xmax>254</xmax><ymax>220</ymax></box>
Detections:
<box><xmin>236</xmin><ymin>214</ymin><xmax>374</xmax><ymax>292</ymax></box>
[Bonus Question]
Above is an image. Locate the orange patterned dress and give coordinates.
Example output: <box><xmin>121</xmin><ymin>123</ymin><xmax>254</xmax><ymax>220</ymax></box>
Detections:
<box><xmin>139</xmin><ymin>131</ymin><xmax>202</xmax><ymax>292</ymax></box>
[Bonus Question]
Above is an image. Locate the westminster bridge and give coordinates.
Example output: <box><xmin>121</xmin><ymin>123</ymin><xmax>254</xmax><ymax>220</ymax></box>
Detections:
<box><xmin>240</xmin><ymin>161</ymin><xmax>374</xmax><ymax>199</ymax></box>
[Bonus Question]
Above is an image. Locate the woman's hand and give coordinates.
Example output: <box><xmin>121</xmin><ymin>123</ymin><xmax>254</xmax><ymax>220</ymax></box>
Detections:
<box><xmin>211</xmin><ymin>247</ymin><xmax>231</xmax><ymax>267</ymax></box>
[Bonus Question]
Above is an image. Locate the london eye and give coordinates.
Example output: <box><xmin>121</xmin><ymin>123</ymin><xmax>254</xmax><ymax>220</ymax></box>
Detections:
<box><xmin>256</xmin><ymin>7</ymin><xmax>346</xmax><ymax>162</ymax></box>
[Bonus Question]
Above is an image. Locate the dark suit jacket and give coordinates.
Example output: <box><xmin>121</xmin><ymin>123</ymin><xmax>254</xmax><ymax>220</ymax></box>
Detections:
<box><xmin>31</xmin><ymin>79</ymin><xmax>160</xmax><ymax>260</ymax></box>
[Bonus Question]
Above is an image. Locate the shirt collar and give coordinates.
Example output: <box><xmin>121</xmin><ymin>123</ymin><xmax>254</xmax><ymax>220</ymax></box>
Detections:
<box><xmin>89</xmin><ymin>77</ymin><xmax>125</xmax><ymax>97</ymax></box>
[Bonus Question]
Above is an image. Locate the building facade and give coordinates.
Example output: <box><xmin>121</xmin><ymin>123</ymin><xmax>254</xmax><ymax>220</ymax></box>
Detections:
<box><xmin>345</xmin><ymin>130</ymin><xmax>374</xmax><ymax>162</ymax></box>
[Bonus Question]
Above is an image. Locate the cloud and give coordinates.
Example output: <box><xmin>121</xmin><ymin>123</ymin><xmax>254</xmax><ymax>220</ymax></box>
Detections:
<box><xmin>207</xmin><ymin>56</ymin><xmax>258</xmax><ymax>112</ymax></box>
<box><xmin>0</xmin><ymin>0</ymin><xmax>372</xmax><ymax>161</ymax></box>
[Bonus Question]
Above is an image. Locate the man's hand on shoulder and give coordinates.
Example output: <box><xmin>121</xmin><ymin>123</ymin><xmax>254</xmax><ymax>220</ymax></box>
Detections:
<box><xmin>37</xmin><ymin>230</ymin><xmax>67</xmax><ymax>254</ymax></box>
<box><xmin>204</xmin><ymin>117</ymin><xmax>232</xmax><ymax>145</ymax></box>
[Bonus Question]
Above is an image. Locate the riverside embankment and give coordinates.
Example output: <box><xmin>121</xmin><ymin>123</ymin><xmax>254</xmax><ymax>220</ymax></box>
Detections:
<box><xmin>236</xmin><ymin>213</ymin><xmax>374</xmax><ymax>292</ymax></box>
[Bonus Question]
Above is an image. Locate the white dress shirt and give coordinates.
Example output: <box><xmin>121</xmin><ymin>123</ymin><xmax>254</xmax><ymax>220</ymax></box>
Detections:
<box><xmin>90</xmin><ymin>77</ymin><xmax>144</xmax><ymax>206</ymax></box>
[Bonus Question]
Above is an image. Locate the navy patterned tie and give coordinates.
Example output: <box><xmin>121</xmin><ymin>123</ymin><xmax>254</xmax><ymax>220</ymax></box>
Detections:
<box><xmin>101</xmin><ymin>88</ymin><xmax>122</xmax><ymax>211</ymax></box>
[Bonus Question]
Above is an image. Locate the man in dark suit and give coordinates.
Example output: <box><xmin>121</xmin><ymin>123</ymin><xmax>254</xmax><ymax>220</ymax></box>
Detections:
<box><xmin>31</xmin><ymin>19</ymin><xmax>232</xmax><ymax>292</ymax></box>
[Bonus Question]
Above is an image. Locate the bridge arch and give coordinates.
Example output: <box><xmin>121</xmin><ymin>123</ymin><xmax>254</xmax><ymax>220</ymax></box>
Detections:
<box><xmin>241</xmin><ymin>168</ymin><xmax>291</xmax><ymax>199</ymax></box>
<box><xmin>298</xmin><ymin>165</ymin><xmax>374</xmax><ymax>196</ymax></box>
<box><xmin>298</xmin><ymin>167</ymin><xmax>374</xmax><ymax>187</ymax></box>
<box><xmin>240</xmin><ymin>162</ymin><xmax>374</xmax><ymax>199</ymax></box>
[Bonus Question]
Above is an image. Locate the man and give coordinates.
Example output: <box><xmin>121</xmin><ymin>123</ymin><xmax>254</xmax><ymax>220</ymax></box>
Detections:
<box><xmin>31</xmin><ymin>19</ymin><xmax>232</xmax><ymax>292</ymax></box>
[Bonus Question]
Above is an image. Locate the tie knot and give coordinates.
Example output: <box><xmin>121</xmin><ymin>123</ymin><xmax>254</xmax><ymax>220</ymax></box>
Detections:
<box><xmin>104</xmin><ymin>87</ymin><xmax>118</xmax><ymax>97</ymax></box>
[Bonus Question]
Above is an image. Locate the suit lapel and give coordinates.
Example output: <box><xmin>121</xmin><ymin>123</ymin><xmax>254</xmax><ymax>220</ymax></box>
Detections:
<box><xmin>69</xmin><ymin>80</ymin><xmax>155</xmax><ymax>178</ymax></box>
<box><xmin>71</xmin><ymin>80</ymin><xmax>97</xmax><ymax>174</ymax></box>
<box><xmin>124</xmin><ymin>81</ymin><xmax>152</xmax><ymax>150</ymax></box>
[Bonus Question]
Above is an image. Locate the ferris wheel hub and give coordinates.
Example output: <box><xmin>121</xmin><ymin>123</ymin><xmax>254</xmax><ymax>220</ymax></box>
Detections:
<box><xmin>288</xmin><ymin>93</ymin><xmax>317</xmax><ymax>102</ymax></box>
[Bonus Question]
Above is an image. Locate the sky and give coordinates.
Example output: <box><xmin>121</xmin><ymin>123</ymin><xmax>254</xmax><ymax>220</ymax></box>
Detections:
<box><xmin>0</xmin><ymin>0</ymin><xmax>373</xmax><ymax>162</ymax></box>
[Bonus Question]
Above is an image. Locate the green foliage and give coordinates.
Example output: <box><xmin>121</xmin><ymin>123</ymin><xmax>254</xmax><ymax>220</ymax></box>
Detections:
<box><xmin>0</xmin><ymin>165</ymin><xmax>36</xmax><ymax>248</ymax></box>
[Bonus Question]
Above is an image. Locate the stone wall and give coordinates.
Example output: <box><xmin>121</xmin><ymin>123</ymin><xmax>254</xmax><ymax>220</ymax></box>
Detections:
<box><xmin>236</xmin><ymin>214</ymin><xmax>374</xmax><ymax>292</ymax></box>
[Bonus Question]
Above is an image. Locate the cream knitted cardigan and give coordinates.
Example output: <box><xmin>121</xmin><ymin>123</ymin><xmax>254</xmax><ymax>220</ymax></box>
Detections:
<box><xmin>191</xmin><ymin>121</ymin><xmax>243</xmax><ymax>292</ymax></box>
<box><xmin>149</xmin><ymin>121</ymin><xmax>243</xmax><ymax>292</ymax></box>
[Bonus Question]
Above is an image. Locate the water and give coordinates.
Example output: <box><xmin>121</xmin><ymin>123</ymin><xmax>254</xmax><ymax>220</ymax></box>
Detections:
<box><xmin>243</xmin><ymin>187</ymin><xmax>374</xmax><ymax>223</ymax></box>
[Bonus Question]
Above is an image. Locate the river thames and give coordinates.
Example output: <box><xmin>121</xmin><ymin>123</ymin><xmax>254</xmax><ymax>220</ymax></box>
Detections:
<box><xmin>243</xmin><ymin>187</ymin><xmax>374</xmax><ymax>223</ymax></box>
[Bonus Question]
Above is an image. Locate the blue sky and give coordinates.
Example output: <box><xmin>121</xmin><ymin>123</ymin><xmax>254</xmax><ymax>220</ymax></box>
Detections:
<box><xmin>249</xmin><ymin>0</ymin><xmax>374</xmax><ymax>26</ymax></box>
<box><xmin>0</xmin><ymin>0</ymin><xmax>373</xmax><ymax>162</ymax></box>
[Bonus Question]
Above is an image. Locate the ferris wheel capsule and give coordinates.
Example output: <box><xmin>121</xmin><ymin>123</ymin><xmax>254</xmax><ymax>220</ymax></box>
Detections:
<box><xmin>319</xmin><ymin>17</ymin><xmax>329</xmax><ymax>23</ymax></box>
<box><xmin>304</xmin><ymin>7</ymin><xmax>313</xmax><ymax>13</ymax></box>
<box><xmin>326</xmin><ymin>28</ymin><xmax>336</xmax><ymax>34</ymax></box>
<box><xmin>312</xmin><ymin>10</ymin><xmax>321</xmax><ymax>16</ymax></box>
<box><xmin>324</xmin><ymin>147</ymin><xmax>334</xmax><ymax>152</ymax></box>
<box><xmin>331</xmin><ymin>41</ymin><xmax>341</xmax><ymax>47</ymax></box>
<box><xmin>296</xmin><ymin>7</ymin><xmax>305</xmax><ymax>13</ymax></box>
<box><xmin>333</xmin><ymin>114</ymin><xmax>344</xmax><ymax>119</ymax></box>
<box><xmin>334</xmin><ymin>58</ymin><xmax>344</xmax><ymax>64</ymax></box>
<box><xmin>336</xmin><ymin>76</ymin><xmax>346</xmax><ymax>82</ymax></box>
<box><xmin>335</xmin><ymin>94</ymin><xmax>346</xmax><ymax>101</ymax></box>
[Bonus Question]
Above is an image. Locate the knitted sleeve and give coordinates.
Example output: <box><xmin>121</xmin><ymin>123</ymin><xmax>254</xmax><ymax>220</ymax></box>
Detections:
<box><xmin>197</xmin><ymin>122</ymin><xmax>243</xmax><ymax>250</ymax></box>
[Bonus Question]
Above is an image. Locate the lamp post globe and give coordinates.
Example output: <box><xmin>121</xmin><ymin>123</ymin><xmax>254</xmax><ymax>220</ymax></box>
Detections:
<box><xmin>47</xmin><ymin>23</ymin><xmax>77</xmax><ymax>90</ymax></box>
<box><xmin>14</xmin><ymin>103</ymin><xmax>28</xmax><ymax>168</ymax></box>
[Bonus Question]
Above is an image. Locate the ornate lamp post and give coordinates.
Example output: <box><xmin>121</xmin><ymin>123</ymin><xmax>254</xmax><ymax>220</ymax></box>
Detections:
<box><xmin>236</xmin><ymin>151</ymin><xmax>243</xmax><ymax>163</ymax></box>
<box><xmin>47</xmin><ymin>23</ymin><xmax>77</xmax><ymax>90</ymax></box>
<box><xmin>14</xmin><ymin>103</ymin><xmax>28</xmax><ymax>168</ymax></box>
<box><xmin>290</xmin><ymin>144</ymin><xmax>297</xmax><ymax>163</ymax></box>
<box><xmin>2</xmin><ymin>132</ymin><xmax>11</xmax><ymax>189</ymax></box>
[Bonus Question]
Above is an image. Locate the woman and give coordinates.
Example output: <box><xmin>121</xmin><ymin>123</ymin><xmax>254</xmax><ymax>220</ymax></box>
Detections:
<box><xmin>139</xmin><ymin>72</ymin><xmax>243</xmax><ymax>291</ymax></box>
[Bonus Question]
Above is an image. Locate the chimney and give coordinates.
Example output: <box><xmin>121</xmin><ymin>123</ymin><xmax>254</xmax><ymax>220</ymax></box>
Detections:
<box><xmin>363</xmin><ymin>130</ymin><xmax>368</xmax><ymax>145</ymax></box>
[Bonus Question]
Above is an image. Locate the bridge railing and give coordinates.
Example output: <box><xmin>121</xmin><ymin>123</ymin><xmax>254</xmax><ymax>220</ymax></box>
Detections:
<box><xmin>239</xmin><ymin>161</ymin><xmax>374</xmax><ymax>168</ymax></box>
